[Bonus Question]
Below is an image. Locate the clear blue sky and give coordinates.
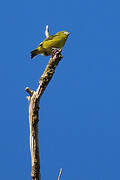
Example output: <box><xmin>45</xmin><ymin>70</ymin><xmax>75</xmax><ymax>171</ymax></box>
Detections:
<box><xmin>0</xmin><ymin>0</ymin><xmax>120</xmax><ymax>179</ymax></box>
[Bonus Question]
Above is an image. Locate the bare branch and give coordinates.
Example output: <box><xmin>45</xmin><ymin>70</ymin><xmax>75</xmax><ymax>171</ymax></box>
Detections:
<box><xmin>25</xmin><ymin>87</ymin><xmax>34</xmax><ymax>96</ymax></box>
<box><xmin>58</xmin><ymin>168</ymin><xmax>63</xmax><ymax>180</ymax></box>
<box><xmin>45</xmin><ymin>25</ymin><xmax>50</xmax><ymax>38</ymax></box>
<box><xmin>26</xmin><ymin>46</ymin><xmax>63</xmax><ymax>180</ymax></box>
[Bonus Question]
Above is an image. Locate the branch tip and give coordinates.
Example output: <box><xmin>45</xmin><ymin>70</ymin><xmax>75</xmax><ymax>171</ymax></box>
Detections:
<box><xmin>25</xmin><ymin>87</ymin><xmax>34</xmax><ymax>96</ymax></box>
<box><xmin>45</xmin><ymin>25</ymin><xmax>50</xmax><ymax>38</ymax></box>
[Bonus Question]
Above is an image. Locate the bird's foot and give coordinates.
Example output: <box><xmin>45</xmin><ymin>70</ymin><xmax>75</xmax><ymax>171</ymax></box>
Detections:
<box><xmin>51</xmin><ymin>48</ymin><xmax>62</xmax><ymax>58</ymax></box>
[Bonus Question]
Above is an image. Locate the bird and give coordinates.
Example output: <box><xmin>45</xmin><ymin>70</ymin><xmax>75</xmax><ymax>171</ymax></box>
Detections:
<box><xmin>31</xmin><ymin>31</ymin><xmax>70</xmax><ymax>59</ymax></box>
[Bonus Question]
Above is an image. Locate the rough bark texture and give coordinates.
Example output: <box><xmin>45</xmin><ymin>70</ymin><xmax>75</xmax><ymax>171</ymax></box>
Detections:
<box><xmin>25</xmin><ymin>49</ymin><xmax>63</xmax><ymax>180</ymax></box>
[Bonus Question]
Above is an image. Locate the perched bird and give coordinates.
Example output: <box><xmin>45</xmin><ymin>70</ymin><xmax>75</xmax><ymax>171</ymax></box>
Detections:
<box><xmin>31</xmin><ymin>31</ymin><xmax>70</xmax><ymax>59</ymax></box>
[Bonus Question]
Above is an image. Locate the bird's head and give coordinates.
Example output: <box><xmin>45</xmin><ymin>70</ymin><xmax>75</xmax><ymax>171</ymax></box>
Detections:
<box><xmin>56</xmin><ymin>31</ymin><xmax>70</xmax><ymax>36</ymax></box>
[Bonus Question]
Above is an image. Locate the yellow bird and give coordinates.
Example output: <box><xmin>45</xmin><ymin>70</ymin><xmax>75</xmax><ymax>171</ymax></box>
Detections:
<box><xmin>31</xmin><ymin>31</ymin><xmax>70</xmax><ymax>59</ymax></box>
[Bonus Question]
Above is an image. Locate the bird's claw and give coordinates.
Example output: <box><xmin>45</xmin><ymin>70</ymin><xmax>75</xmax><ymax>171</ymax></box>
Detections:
<box><xmin>51</xmin><ymin>48</ymin><xmax>62</xmax><ymax>58</ymax></box>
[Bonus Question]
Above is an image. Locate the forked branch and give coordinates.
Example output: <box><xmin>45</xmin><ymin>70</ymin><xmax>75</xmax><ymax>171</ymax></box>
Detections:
<box><xmin>25</xmin><ymin>25</ymin><xmax>63</xmax><ymax>180</ymax></box>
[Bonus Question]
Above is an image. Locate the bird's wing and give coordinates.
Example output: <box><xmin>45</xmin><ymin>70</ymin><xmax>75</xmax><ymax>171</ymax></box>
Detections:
<box><xmin>38</xmin><ymin>35</ymin><xmax>58</xmax><ymax>47</ymax></box>
<box><xmin>44</xmin><ymin>34</ymin><xmax>59</xmax><ymax>41</ymax></box>
<box><xmin>38</xmin><ymin>34</ymin><xmax>62</xmax><ymax>49</ymax></box>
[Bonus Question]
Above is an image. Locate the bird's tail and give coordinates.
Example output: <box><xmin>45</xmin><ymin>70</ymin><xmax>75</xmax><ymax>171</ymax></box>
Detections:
<box><xmin>31</xmin><ymin>49</ymin><xmax>39</xmax><ymax>59</ymax></box>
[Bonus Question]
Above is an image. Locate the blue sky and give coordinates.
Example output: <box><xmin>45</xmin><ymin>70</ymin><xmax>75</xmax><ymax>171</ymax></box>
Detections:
<box><xmin>0</xmin><ymin>0</ymin><xmax>120</xmax><ymax>179</ymax></box>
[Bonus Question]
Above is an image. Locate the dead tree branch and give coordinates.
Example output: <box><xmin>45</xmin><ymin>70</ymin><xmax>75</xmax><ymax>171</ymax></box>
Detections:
<box><xmin>58</xmin><ymin>168</ymin><xmax>63</xmax><ymax>180</ymax></box>
<box><xmin>45</xmin><ymin>25</ymin><xmax>50</xmax><ymax>38</ymax></box>
<box><xmin>25</xmin><ymin>25</ymin><xmax>63</xmax><ymax>180</ymax></box>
